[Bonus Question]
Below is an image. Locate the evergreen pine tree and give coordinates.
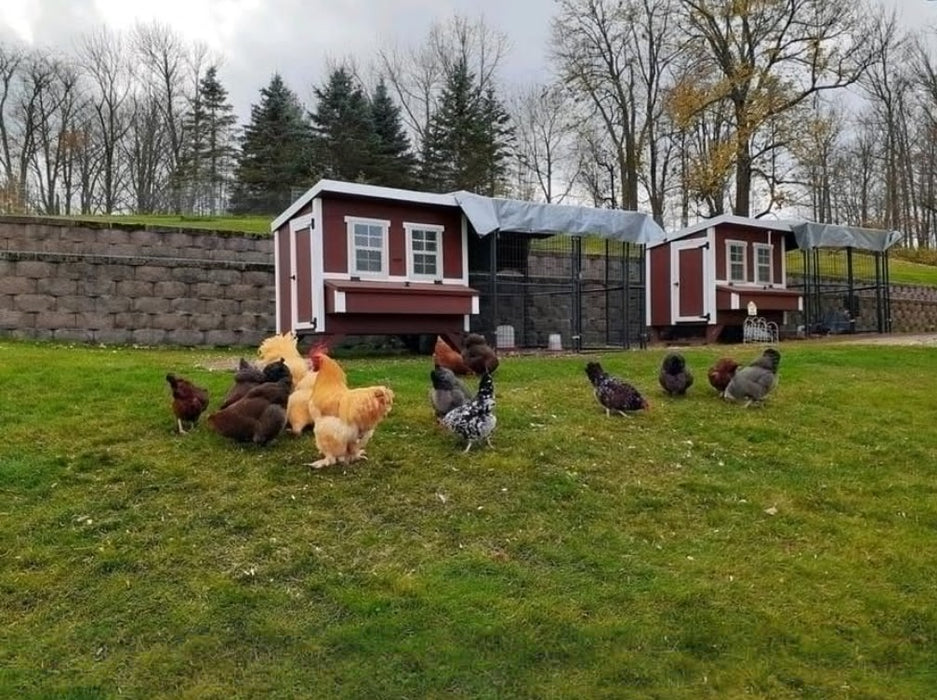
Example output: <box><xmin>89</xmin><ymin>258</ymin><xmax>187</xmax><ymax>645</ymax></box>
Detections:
<box><xmin>477</xmin><ymin>85</ymin><xmax>514</xmax><ymax>196</ymax></box>
<box><xmin>200</xmin><ymin>66</ymin><xmax>238</xmax><ymax>215</ymax></box>
<box><xmin>420</xmin><ymin>59</ymin><xmax>512</xmax><ymax>196</ymax></box>
<box><xmin>230</xmin><ymin>74</ymin><xmax>313</xmax><ymax>214</ymax></box>
<box><xmin>180</xmin><ymin>81</ymin><xmax>206</xmax><ymax>212</ymax></box>
<box><xmin>309</xmin><ymin>67</ymin><xmax>375</xmax><ymax>182</ymax></box>
<box><xmin>369</xmin><ymin>78</ymin><xmax>417</xmax><ymax>188</ymax></box>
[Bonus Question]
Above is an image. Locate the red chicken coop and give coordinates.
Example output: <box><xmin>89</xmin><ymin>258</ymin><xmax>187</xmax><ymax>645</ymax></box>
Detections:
<box><xmin>271</xmin><ymin>180</ymin><xmax>478</xmax><ymax>347</ymax></box>
<box><xmin>646</xmin><ymin>215</ymin><xmax>900</xmax><ymax>343</ymax></box>
<box><xmin>646</xmin><ymin>215</ymin><xmax>803</xmax><ymax>343</ymax></box>
<box><xmin>272</xmin><ymin>179</ymin><xmax>667</xmax><ymax>349</ymax></box>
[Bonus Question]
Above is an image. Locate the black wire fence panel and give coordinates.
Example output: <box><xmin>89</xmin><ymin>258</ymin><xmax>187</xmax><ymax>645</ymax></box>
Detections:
<box><xmin>786</xmin><ymin>248</ymin><xmax>891</xmax><ymax>334</ymax></box>
<box><xmin>467</xmin><ymin>232</ymin><xmax>647</xmax><ymax>350</ymax></box>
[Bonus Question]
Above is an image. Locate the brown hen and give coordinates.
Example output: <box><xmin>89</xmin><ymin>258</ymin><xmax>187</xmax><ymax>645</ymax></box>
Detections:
<box><xmin>166</xmin><ymin>373</ymin><xmax>210</xmax><ymax>434</ymax></box>
<box><xmin>432</xmin><ymin>335</ymin><xmax>473</xmax><ymax>375</ymax></box>
<box><xmin>461</xmin><ymin>333</ymin><xmax>499</xmax><ymax>375</ymax></box>
<box><xmin>707</xmin><ymin>357</ymin><xmax>739</xmax><ymax>393</ymax></box>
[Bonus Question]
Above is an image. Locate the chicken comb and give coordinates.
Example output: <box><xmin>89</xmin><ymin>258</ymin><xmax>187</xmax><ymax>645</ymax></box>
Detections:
<box><xmin>308</xmin><ymin>341</ymin><xmax>330</xmax><ymax>359</ymax></box>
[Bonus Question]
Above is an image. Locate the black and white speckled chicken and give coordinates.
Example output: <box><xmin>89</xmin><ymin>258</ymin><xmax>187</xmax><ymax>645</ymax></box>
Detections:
<box><xmin>658</xmin><ymin>353</ymin><xmax>693</xmax><ymax>396</ymax></box>
<box><xmin>440</xmin><ymin>371</ymin><xmax>496</xmax><ymax>452</ymax></box>
<box><xmin>585</xmin><ymin>361</ymin><xmax>649</xmax><ymax>416</ymax></box>
<box><xmin>723</xmin><ymin>348</ymin><xmax>781</xmax><ymax>407</ymax></box>
<box><xmin>429</xmin><ymin>365</ymin><xmax>474</xmax><ymax>418</ymax></box>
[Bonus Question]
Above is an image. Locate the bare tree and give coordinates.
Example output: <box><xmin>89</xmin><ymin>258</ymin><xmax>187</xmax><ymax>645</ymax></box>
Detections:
<box><xmin>509</xmin><ymin>83</ymin><xmax>582</xmax><ymax>203</ymax></box>
<box><xmin>132</xmin><ymin>22</ymin><xmax>207</xmax><ymax>213</ymax></box>
<box><xmin>859</xmin><ymin>14</ymin><xmax>912</xmax><ymax>237</ymax></box>
<box><xmin>0</xmin><ymin>43</ymin><xmax>26</xmax><ymax>210</ymax></box>
<box><xmin>124</xmin><ymin>90</ymin><xmax>168</xmax><ymax>212</ymax></box>
<box><xmin>789</xmin><ymin>99</ymin><xmax>845</xmax><ymax>223</ymax></box>
<box><xmin>573</xmin><ymin>119</ymin><xmax>620</xmax><ymax>208</ymax></box>
<box><xmin>550</xmin><ymin>0</ymin><xmax>680</xmax><ymax>220</ymax></box>
<box><xmin>551</xmin><ymin>0</ymin><xmax>640</xmax><ymax>210</ymax></box>
<box><xmin>679</xmin><ymin>0</ymin><xmax>885</xmax><ymax>217</ymax></box>
<box><xmin>905</xmin><ymin>33</ymin><xmax>937</xmax><ymax>246</ymax></box>
<box><xmin>26</xmin><ymin>53</ymin><xmax>82</xmax><ymax>214</ymax></box>
<box><xmin>78</xmin><ymin>28</ymin><xmax>133</xmax><ymax>213</ymax></box>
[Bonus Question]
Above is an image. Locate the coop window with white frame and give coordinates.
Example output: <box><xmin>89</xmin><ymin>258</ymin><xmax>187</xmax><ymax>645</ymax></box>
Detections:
<box><xmin>346</xmin><ymin>217</ymin><xmax>389</xmax><ymax>276</ymax></box>
<box><xmin>726</xmin><ymin>240</ymin><xmax>747</xmax><ymax>282</ymax></box>
<box><xmin>754</xmin><ymin>243</ymin><xmax>773</xmax><ymax>284</ymax></box>
<box><xmin>404</xmin><ymin>222</ymin><xmax>444</xmax><ymax>280</ymax></box>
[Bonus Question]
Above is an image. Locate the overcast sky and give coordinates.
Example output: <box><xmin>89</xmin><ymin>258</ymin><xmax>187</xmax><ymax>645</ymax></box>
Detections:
<box><xmin>2</xmin><ymin>0</ymin><xmax>937</xmax><ymax>123</ymax></box>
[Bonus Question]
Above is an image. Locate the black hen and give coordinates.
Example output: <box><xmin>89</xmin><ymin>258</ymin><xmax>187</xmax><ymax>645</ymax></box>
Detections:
<box><xmin>440</xmin><ymin>371</ymin><xmax>497</xmax><ymax>452</ymax></box>
<box><xmin>166</xmin><ymin>373</ymin><xmax>210</xmax><ymax>433</ymax></box>
<box><xmin>429</xmin><ymin>365</ymin><xmax>474</xmax><ymax>418</ymax></box>
<box><xmin>658</xmin><ymin>353</ymin><xmax>694</xmax><ymax>396</ymax></box>
<box><xmin>585</xmin><ymin>361</ymin><xmax>649</xmax><ymax>416</ymax></box>
<box><xmin>206</xmin><ymin>359</ymin><xmax>292</xmax><ymax>445</ymax></box>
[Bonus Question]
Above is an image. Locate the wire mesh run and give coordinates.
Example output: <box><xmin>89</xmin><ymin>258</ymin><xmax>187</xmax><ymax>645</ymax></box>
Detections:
<box><xmin>467</xmin><ymin>232</ymin><xmax>647</xmax><ymax>350</ymax></box>
<box><xmin>786</xmin><ymin>248</ymin><xmax>891</xmax><ymax>334</ymax></box>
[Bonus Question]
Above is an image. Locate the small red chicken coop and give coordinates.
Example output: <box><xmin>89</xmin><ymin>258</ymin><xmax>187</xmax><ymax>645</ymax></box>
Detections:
<box><xmin>646</xmin><ymin>215</ymin><xmax>802</xmax><ymax>343</ymax></box>
<box><xmin>271</xmin><ymin>180</ymin><xmax>479</xmax><ymax>346</ymax></box>
<box><xmin>272</xmin><ymin>179</ymin><xmax>667</xmax><ymax>348</ymax></box>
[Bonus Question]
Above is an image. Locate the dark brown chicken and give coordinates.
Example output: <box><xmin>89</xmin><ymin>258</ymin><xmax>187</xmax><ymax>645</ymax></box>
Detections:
<box><xmin>461</xmin><ymin>333</ymin><xmax>499</xmax><ymax>375</ymax></box>
<box><xmin>432</xmin><ymin>335</ymin><xmax>473</xmax><ymax>375</ymax></box>
<box><xmin>205</xmin><ymin>359</ymin><xmax>292</xmax><ymax>445</ymax></box>
<box><xmin>707</xmin><ymin>357</ymin><xmax>739</xmax><ymax>393</ymax></box>
<box><xmin>166</xmin><ymin>373</ymin><xmax>210</xmax><ymax>434</ymax></box>
<box><xmin>219</xmin><ymin>358</ymin><xmax>265</xmax><ymax>409</ymax></box>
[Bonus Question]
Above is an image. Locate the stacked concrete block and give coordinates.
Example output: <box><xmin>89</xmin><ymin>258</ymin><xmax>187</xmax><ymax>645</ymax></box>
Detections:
<box><xmin>0</xmin><ymin>219</ymin><xmax>276</xmax><ymax>347</ymax></box>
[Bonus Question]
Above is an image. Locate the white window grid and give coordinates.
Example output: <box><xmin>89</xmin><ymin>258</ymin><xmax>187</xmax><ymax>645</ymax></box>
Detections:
<box><xmin>726</xmin><ymin>240</ymin><xmax>747</xmax><ymax>282</ymax></box>
<box><xmin>404</xmin><ymin>222</ymin><xmax>444</xmax><ymax>280</ymax></box>
<box><xmin>345</xmin><ymin>216</ymin><xmax>390</xmax><ymax>277</ymax></box>
<box><xmin>754</xmin><ymin>243</ymin><xmax>773</xmax><ymax>284</ymax></box>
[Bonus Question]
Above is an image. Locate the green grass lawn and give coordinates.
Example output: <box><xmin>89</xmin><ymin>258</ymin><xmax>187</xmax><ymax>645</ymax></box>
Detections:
<box><xmin>785</xmin><ymin>248</ymin><xmax>937</xmax><ymax>287</ymax></box>
<box><xmin>1</xmin><ymin>340</ymin><xmax>935</xmax><ymax>697</ymax></box>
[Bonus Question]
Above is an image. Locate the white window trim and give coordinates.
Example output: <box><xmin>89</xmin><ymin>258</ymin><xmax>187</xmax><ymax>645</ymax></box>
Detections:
<box><xmin>726</xmin><ymin>239</ymin><xmax>748</xmax><ymax>283</ymax></box>
<box><xmin>754</xmin><ymin>242</ymin><xmax>774</xmax><ymax>285</ymax></box>
<box><xmin>404</xmin><ymin>222</ymin><xmax>445</xmax><ymax>281</ymax></box>
<box><xmin>345</xmin><ymin>216</ymin><xmax>390</xmax><ymax>278</ymax></box>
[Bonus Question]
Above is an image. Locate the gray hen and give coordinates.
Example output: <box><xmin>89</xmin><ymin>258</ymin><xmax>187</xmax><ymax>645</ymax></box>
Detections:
<box><xmin>659</xmin><ymin>353</ymin><xmax>693</xmax><ymax>396</ymax></box>
<box><xmin>429</xmin><ymin>365</ymin><xmax>474</xmax><ymax>418</ymax></box>
<box><xmin>723</xmin><ymin>348</ymin><xmax>781</xmax><ymax>406</ymax></box>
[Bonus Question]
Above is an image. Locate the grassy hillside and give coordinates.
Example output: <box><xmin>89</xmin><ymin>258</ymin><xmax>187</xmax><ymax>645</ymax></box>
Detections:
<box><xmin>785</xmin><ymin>248</ymin><xmax>937</xmax><ymax>287</ymax></box>
<box><xmin>45</xmin><ymin>213</ymin><xmax>272</xmax><ymax>235</ymax></box>
<box><xmin>1</xmin><ymin>340</ymin><xmax>935</xmax><ymax>697</ymax></box>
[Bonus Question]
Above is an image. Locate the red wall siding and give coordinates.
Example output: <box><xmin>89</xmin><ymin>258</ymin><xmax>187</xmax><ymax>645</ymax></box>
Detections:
<box><xmin>320</xmin><ymin>196</ymin><xmax>463</xmax><ymax>278</ymax></box>
<box><xmin>714</xmin><ymin>224</ymin><xmax>786</xmax><ymax>284</ymax></box>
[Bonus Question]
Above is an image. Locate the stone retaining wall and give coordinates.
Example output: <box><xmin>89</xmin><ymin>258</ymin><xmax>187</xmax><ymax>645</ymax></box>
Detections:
<box><xmin>0</xmin><ymin>218</ymin><xmax>275</xmax><ymax>347</ymax></box>
<box><xmin>2</xmin><ymin>217</ymin><xmax>936</xmax><ymax>346</ymax></box>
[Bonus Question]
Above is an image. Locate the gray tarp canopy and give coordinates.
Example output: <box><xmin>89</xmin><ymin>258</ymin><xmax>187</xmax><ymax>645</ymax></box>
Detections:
<box><xmin>453</xmin><ymin>191</ymin><xmax>667</xmax><ymax>245</ymax></box>
<box><xmin>791</xmin><ymin>222</ymin><xmax>902</xmax><ymax>252</ymax></box>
